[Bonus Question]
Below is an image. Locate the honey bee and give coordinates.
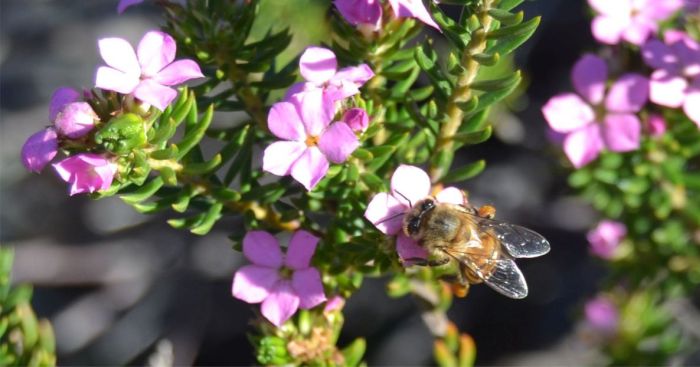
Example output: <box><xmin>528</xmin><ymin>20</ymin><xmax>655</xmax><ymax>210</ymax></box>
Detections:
<box><xmin>402</xmin><ymin>197</ymin><xmax>550</xmax><ymax>299</ymax></box>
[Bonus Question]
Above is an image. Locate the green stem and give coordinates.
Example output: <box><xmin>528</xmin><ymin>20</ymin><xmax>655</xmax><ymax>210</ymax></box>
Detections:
<box><xmin>429</xmin><ymin>0</ymin><xmax>494</xmax><ymax>181</ymax></box>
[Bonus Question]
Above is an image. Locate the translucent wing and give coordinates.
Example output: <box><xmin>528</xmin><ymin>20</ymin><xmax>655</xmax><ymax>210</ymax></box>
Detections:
<box><xmin>475</xmin><ymin>217</ymin><xmax>550</xmax><ymax>258</ymax></box>
<box><xmin>443</xmin><ymin>248</ymin><xmax>529</xmax><ymax>299</ymax></box>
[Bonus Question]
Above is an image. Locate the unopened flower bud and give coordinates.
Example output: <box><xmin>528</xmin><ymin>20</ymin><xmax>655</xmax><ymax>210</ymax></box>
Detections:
<box><xmin>53</xmin><ymin>153</ymin><xmax>117</xmax><ymax>196</ymax></box>
<box><xmin>584</xmin><ymin>297</ymin><xmax>619</xmax><ymax>335</ymax></box>
<box><xmin>21</xmin><ymin>128</ymin><xmax>58</xmax><ymax>173</ymax></box>
<box><xmin>54</xmin><ymin>102</ymin><xmax>99</xmax><ymax>138</ymax></box>
<box><xmin>94</xmin><ymin>113</ymin><xmax>147</xmax><ymax>154</ymax></box>
<box><xmin>587</xmin><ymin>220</ymin><xmax>626</xmax><ymax>259</ymax></box>
<box><xmin>341</xmin><ymin>108</ymin><xmax>369</xmax><ymax>132</ymax></box>
<box><xmin>648</xmin><ymin>114</ymin><xmax>666</xmax><ymax>136</ymax></box>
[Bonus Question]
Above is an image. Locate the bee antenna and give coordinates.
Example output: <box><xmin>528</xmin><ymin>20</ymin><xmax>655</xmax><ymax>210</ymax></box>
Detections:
<box><xmin>394</xmin><ymin>190</ymin><xmax>412</xmax><ymax>208</ymax></box>
<box><xmin>375</xmin><ymin>211</ymin><xmax>405</xmax><ymax>225</ymax></box>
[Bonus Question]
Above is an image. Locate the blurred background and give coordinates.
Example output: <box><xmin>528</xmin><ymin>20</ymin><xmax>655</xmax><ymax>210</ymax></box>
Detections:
<box><xmin>1</xmin><ymin>0</ymin><xmax>609</xmax><ymax>365</ymax></box>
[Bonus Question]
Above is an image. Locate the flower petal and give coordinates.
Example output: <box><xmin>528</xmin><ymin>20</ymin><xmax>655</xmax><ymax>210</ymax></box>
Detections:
<box><xmin>563</xmin><ymin>123</ymin><xmax>604</xmax><ymax>168</ymax></box>
<box><xmin>285</xmin><ymin>230</ymin><xmax>320</xmax><ymax>270</ymax></box>
<box><xmin>318</xmin><ymin>122</ymin><xmax>360</xmax><ymax>164</ymax></box>
<box><xmin>591</xmin><ymin>15</ymin><xmax>628</xmax><ymax>45</ymax></box>
<box><xmin>649</xmin><ymin>69</ymin><xmax>687</xmax><ymax>108</ymax></box>
<box><xmin>364</xmin><ymin>192</ymin><xmax>406</xmax><ymax>235</ymax></box>
<box><xmin>95</xmin><ymin>66</ymin><xmax>140</xmax><ymax>94</ymax></box>
<box><xmin>388</xmin><ymin>0</ymin><xmax>441</xmax><ymax>31</ymax></box>
<box><xmin>622</xmin><ymin>18</ymin><xmax>654</xmax><ymax>45</ymax></box>
<box><xmin>683</xmin><ymin>89</ymin><xmax>700</xmax><ymax>128</ymax></box>
<box><xmin>296</xmin><ymin>89</ymin><xmax>334</xmax><ymax>136</ymax></box>
<box><xmin>396</xmin><ymin>233</ymin><xmax>428</xmax><ymax>266</ymax></box>
<box><xmin>541</xmin><ymin>93</ymin><xmax>595</xmax><ymax>133</ymax></box>
<box><xmin>605</xmin><ymin>73</ymin><xmax>648</xmax><ymax>113</ymax></box>
<box><xmin>267</xmin><ymin>101</ymin><xmax>306</xmax><ymax>141</ymax></box>
<box><xmin>341</xmin><ymin>108</ymin><xmax>369</xmax><ymax>132</ymax></box>
<box><xmin>292</xmin><ymin>268</ymin><xmax>326</xmax><ymax>309</ymax></box>
<box><xmin>587</xmin><ymin>220</ymin><xmax>626</xmax><ymax>259</ymax></box>
<box><xmin>133</xmin><ymin>79</ymin><xmax>179</xmax><ymax>111</ymax></box>
<box><xmin>243</xmin><ymin>230</ymin><xmax>283</xmax><ymax>268</ymax></box>
<box><xmin>137</xmin><ymin>31</ymin><xmax>176</xmax><ymax>77</ymax></box>
<box><xmin>261</xmin><ymin>281</ymin><xmax>300</xmax><ymax>327</ymax></box>
<box><xmin>588</xmin><ymin>0</ymin><xmax>632</xmax><ymax>16</ymax></box>
<box><xmin>98</xmin><ymin>37</ymin><xmax>140</xmax><ymax>74</ymax></box>
<box><xmin>391</xmin><ymin>164</ymin><xmax>431</xmax><ymax>207</ymax></box>
<box><xmin>153</xmin><ymin>59</ymin><xmax>204</xmax><ymax>86</ymax></box>
<box><xmin>290</xmin><ymin>147</ymin><xmax>329</xmax><ymax>191</ymax></box>
<box><xmin>602</xmin><ymin>114</ymin><xmax>641</xmax><ymax>152</ymax></box>
<box><xmin>49</xmin><ymin>87</ymin><xmax>80</xmax><ymax>122</ymax></box>
<box><xmin>334</xmin><ymin>0</ymin><xmax>383</xmax><ymax>29</ymax></box>
<box><xmin>572</xmin><ymin>54</ymin><xmax>608</xmax><ymax>105</ymax></box>
<box><xmin>641</xmin><ymin>39</ymin><xmax>678</xmax><ymax>70</ymax></box>
<box><xmin>299</xmin><ymin>47</ymin><xmax>337</xmax><ymax>84</ymax></box>
<box><xmin>263</xmin><ymin>141</ymin><xmax>307</xmax><ymax>176</ymax></box>
<box><xmin>232</xmin><ymin>265</ymin><xmax>280</xmax><ymax>304</ymax></box>
<box><xmin>21</xmin><ymin>128</ymin><xmax>58</xmax><ymax>173</ymax></box>
<box><xmin>435</xmin><ymin>187</ymin><xmax>465</xmax><ymax>205</ymax></box>
<box><xmin>117</xmin><ymin>0</ymin><xmax>144</xmax><ymax>13</ymax></box>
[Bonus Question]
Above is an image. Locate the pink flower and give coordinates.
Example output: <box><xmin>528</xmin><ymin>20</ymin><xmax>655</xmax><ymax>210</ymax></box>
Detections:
<box><xmin>341</xmin><ymin>108</ymin><xmax>370</xmax><ymax>132</ymax></box>
<box><xmin>334</xmin><ymin>0</ymin><xmax>383</xmax><ymax>31</ymax></box>
<box><xmin>588</xmin><ymin>0</ymin><xmax>682</xmax><ymax>45</ymax></box>
<box><xmin>364</xmin><ymin>165</ymin><xmax>466</xmax><ymax>264</ymax></box>
<box><xmin>95</xmin><ymin>31</ymin><xmax>204</xmax><ymax>111</ymax></box>
<box><xmin>388</xmin><ymin>0</ymin><xmax>441</xmax><ymax>31</ymax></box>
<box><xmin>587</xmin><ymin>220</ymin><xmax>626</xmax><ymax>259</ymax></box>
<box><xmin>262</xmin><ymin>97</ymin><xmax>360</xmax><ymax>191</ymax></box>
<box><xmin>21</xmin><ymin>128</ymin><xmax>58</xmax><ymax>173</ymax></box>
<box><xmin>323</xmin><ymin>295</ymin><xmax>346</xmax><ymax>313</ymax></box>
<box><xmin>584</xmin><ymin>296</ymin><xmax>619</xmax><ymax>334</ymax></box>
<box><xmin>542</xmin><ymin>54</ymin><xmax>648</xmax><ymax>168</ymax></box>
<box><xmin>117</xmin><ymin>0</ymin><xmax>144</xmax><ymax>13</ymax></box>
<box><xmin>232</xmin><ymin>230</ymin><xmax>326</xmax><ymax>327</ymax></box>
<box><xmin>52</xmin><ymin>153</ymin><xmax>118</xmax><ymax>196</ymax></box>
<box><xmin>642</xmin><ymin>31</ymin><xmax>700</xmax><ymax>128</ymax></box>
<box><xmin>286</xmin><ymin>47</ymin><xmax>374</xmax><ymax>112</ymax></box>
<box><xmin>54</xmin><ymin>102</ymin><xmax>99</xmax><ymax>138</ymax></box>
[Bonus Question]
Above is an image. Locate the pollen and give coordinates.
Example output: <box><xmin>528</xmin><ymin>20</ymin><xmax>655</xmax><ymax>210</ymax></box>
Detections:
<box><xmin>305</xmin><ymin>135</ymin><xmax>319</xmax><ymax>147</ymax></box>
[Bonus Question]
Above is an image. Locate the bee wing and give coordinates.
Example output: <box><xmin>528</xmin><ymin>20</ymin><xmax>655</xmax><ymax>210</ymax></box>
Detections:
<box><xmin>475</xmin><ymin>217</ymin><xmax>550</xmax><ymax>258</ymax></box>
<box><xmin>478</xmin><ymin>256</ymin><xmax>528</xmax><ymax>299</ymax></box>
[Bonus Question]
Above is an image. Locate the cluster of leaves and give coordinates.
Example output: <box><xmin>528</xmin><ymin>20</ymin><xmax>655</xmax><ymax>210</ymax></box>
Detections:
<box><xmin>0</xmin><ymin>249</ymin><xmax>56</xmax><ymax>367</ymax></box>
<box><xmin>61</xmin><ymin>0</ymin><xmax>540</xmax><ymax>365</ymax></box>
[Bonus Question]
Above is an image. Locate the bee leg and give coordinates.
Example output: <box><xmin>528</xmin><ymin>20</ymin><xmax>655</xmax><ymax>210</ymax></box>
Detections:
<box><xmin>477</xmin><ymin>205</ymin><xmax>496</xmax><ymax>219</ymax></box>
<box><xmin>403</xmin><ymin>257</ymin><xmax>450</xmax><ymax>267</ymax></box>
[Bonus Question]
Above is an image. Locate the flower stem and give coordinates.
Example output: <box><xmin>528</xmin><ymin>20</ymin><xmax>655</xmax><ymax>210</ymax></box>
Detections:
<box><xmin>429</xmin><ymin>0</ymin><xmax>494</xmax><ymax>181</ymax></box>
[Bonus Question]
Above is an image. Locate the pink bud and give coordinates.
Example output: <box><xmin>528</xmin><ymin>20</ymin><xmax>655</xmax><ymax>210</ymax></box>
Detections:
<box><xmin>648</xmin><ymin>114</ymin><xmax>667</xmax><ymax>136</ymax></box>
<box><xmin>584</xmin><ymin>297</ymin><xmax>619</xmax><ymax>335</ymax></box>
<box><xmin>334</xmin><ymin>0</ymin><xmax>383</xmax><ymax>31</ymax></box>
<box><xmin>54</xmin><ymin>102</ymin><xmax>99</xmax><ymax>138</ymax></box>
<box><xmin>341</xmin><ymin>108</ymin><xmax>369</xmax><ymax>132</ymax></box>
<box><xmin>323</xmin><ymin>296</ymin><xmax>346</xmax><ymax>313</ymax></box>
<box><xmin>52</xmin><ymin>153</ymin><xmax>117</xmax><ymax>196</ymax></box>
<box><xmin>49</xmin><ymin>87</ymin><xmax>80</xmax><ymax>122</ymax></box>
<box><xmin>21</xmin><ymin>128</ymin><xmax>58</xmax><ymax>173</ymax></box>
<box><xmin>587</xmin><ymin>220</ymin><xmax>626</xmax><ymax>259</ymax></box>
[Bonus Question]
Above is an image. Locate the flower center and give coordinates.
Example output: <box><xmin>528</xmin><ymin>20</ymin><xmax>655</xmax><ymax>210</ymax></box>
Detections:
<box><xmin>279</xmin><ymin>266</ymin><xmax>293</xmax><ymax>279</ymax></box>
<box><xmin>305</xmin><ymin>135</ymin><xmax>319</xmax><ymax>147</ymax></box>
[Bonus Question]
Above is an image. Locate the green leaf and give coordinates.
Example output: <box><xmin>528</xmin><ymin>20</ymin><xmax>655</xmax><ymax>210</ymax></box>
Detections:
<box><xmin>441</xmin><ymin>160</ymin><xmax>486</xmax><ymax>183</ymax></box>
<box><xmin>474</xmin><ymin>71</ymin><xmax>521</xmax><ymax>112</ymax></box>
<box><xmin>471</xmin><ymin>74</ymin><xmax>521</xmax><ymax>92</ymax></box>
<box><xmin>472</xmin><ymin>52</ymin><xmax>500</xmax><ymax>66</ymax></box>
<box><xmin>498</xmin><ymin>0</ymin><xmax>525</xmax><ymax>11</ymax></box>
<box><xmin>176</xmin><ymin>104</ymin><xmax>214</xmax><ymax>159</ymax></box>
<box><xmin>452</xmin><ymin>126</ymin><xmax>492</xmax><ymax>145</ymax></box>
<box><xmin>486</xmin><ymin>16</ymin><xmax>540</xmax><ymax>56</ymax></box>
<box><xmin>120</xmin><ymin>177</ymin><xmax>164</xmax><ymax>204</ymax></box>
<box><xmin>94</xmin><ymin>113</ymin><xmax>147</xmax><ymax>154</ymax></box>
<box><xmin>487</xmin><ymin>9</ymin><xmax>524</xmax><ymax>25</ymax></box>
<box><xmin>182</xmin><ymin>154</ymin><xmax>222</xmax><ymax>175</ymax></box>
<box><xmin>352</xmin><ymin>148</ymin><xmax>373</xmax><ymax>161</ymax></box>
<box><xmin>361</xmin><ymin>172</ymin><xmax>386</xmax><ymax>192</ymax></box>
<box><xmin>190</xmin><ymin>203</ymin><xmax>224</xmax><ymax>235</ymax></box>
<box><xmin>365</xmin><ymin>145</ymin><xmax>397</xmax><ymax>171</ymax></box>
<box><xmin>341</xmin><ymin>338</ymin><xmax>366</xmax><ymax>367</ymax></box>
<box><xmin>149</xmin><ymin>145</ymin><xmax>179</xmax><ymax>160</ymax></box>
<box><xmin>160</xmin><ymin>166</ymin><xmax>178</xmax><ymax>186</ymax></box>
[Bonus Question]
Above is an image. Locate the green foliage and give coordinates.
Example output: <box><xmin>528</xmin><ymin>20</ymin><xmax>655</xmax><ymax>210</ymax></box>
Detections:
<box><xmin>0</xmin><ymin>249</ymin><xmax>56</xmax><ymax>367</ymax></box>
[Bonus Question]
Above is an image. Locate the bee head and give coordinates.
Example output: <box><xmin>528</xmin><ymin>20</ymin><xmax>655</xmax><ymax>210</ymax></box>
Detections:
<box><xmin>403</xmin><ymin>198</ymin><xmax>435</xmax><ymax>238</ymax></box>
